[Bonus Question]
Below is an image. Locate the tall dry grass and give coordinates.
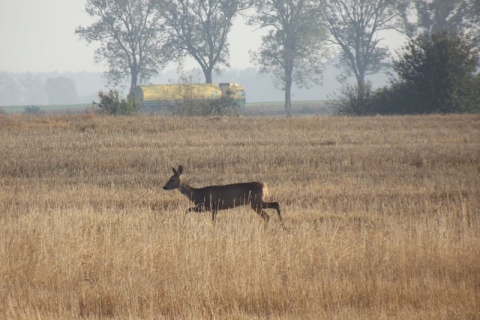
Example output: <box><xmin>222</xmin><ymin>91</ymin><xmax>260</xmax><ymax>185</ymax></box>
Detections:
<box><xmin>0</xmin><ymin>114</ymin><xmax>479</xmax><ymax>319</ymax></box>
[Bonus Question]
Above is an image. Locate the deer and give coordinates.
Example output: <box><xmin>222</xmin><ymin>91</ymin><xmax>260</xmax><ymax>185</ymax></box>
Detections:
<box><xmin>162</xmin><ymin>165</ymin><xmax>282</xmax><ymax>224</ymax></box>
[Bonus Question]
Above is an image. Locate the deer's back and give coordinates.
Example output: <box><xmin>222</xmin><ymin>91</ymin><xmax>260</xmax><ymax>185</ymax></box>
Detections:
<box><xmin>194</xmin><ymin>182</ymin><xmax>265</xmax><ymax>209</ymax></box>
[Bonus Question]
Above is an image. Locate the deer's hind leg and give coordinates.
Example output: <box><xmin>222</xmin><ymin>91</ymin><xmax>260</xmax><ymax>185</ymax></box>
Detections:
<box><xmin>262</xmin><ymin>201</ymin><xmax>282</xmax><ymax>222</ymax></box>
<box><xmin>251</xmin><ymin>204</ymin><xmax>270</xmax><ymax>224</ymax></box>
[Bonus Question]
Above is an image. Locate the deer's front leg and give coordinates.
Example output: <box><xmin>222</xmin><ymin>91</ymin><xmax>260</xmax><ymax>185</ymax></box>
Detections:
<box><xmin>185</xmin><ymin>203</ymin><xmax>206</xmax><ymax>215</ymax></box>
<box><xmin>211</xmin><ymin>209</ymin><xmax>218</xmax><ymax>222</ymax></box>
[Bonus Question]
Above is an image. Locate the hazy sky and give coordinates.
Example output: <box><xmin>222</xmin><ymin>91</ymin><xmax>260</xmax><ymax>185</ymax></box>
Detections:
<box><xmin>0</xmin><ymin>0</ymin><xmax>260</xmax><ymax>73</ymax></box>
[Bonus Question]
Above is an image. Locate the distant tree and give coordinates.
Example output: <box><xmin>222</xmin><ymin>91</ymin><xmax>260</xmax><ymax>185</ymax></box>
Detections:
<box><xmin>250</xmin><ymin>0</ymin><xmax>328</xmax><ymax>114</ymax></box>
<box><xmin>472</xmin><ymin>0</ymin><xmax>480</xmax><ymax>16</ymax></box>
<box><xmin>45</xmin><ymin>77</ymin><xmax>78</xmax><ymax>105</ymax></box>
<box><xmin>162</xmin><ymin>0</ymin><xmax>250</xmax><ymax>84</ymax></box>
<box><xmin>76</xmin><ymin>0</ymin><xmax>169</xmax><ymax>91</ymax></box>
<box><xmin>319</xmin><ymin>0</ymin><xmax>405</xmax><ymax>103</ymax></box>
<box><xmin>401</xmin><ymin>0</ymin><xmax>479</xmax><ymax>42</ymax></box>
<box><xmin>368</xmin><ymin>33</ymin><xmax>480</xmax><ymax>114</ymax></box>
<box><xmin>470</xmin><ymin>0</ymin><xmax>480</xmax><ymax>42</ymax></box>
<box><xmin>21</xmin><ymin>73</ymin><xmax>47</xmax><ymax>105</ymax></box>
<box><xmin>0</xmin><ymin>73</ymin><xmax>22</xmax><ymax>106</ymax></box>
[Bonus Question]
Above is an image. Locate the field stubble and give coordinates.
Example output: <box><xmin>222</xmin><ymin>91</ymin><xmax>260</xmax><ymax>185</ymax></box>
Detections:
<box><xmin>0</xmin><ymin>114</ymin><xmax>479</xmax><ymax>319</ymax></box>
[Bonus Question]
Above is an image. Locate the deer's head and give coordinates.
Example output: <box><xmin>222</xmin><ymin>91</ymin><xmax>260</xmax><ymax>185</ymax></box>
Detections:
<box><xmin>163</xmin><ymin>165</ymin><xmax>183</xmax><ymax>190</ymax></box>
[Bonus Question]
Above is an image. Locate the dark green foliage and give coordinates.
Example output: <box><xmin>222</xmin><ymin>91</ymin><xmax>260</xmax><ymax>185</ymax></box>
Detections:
<box><xmin>97</xmin><ymin>90</ymin><xmax>140</xmax><ymax>115</ymax></box>
<box><xmin>333</xmin><ymin>83</ymin><xmax>375</xmax><ymax>115</ymax></box>
<box><xmin>338</xmin><ymin>32</ymin><xmax>480</xmax><ymax>115</ymax></box>
<box><xmin>390</xmin><ymin>32</ymin><xmax>479</xmax><ymax>114</ymax></box>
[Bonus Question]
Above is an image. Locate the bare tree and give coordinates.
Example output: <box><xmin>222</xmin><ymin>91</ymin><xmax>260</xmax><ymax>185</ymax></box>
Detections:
<box><xmin>250</xmin><ymin>0</ymin><xmax>328</xmax><ymax>114</ymax></box>
<box><xmin>162</xmin><ymin>0</ymin><xmax>250</xmax><ymax>84</ymax></box>
<box><xmin>320</xmin><ymin>0</ymin><xmax>404</xmax><ymax>101</ymax></box>
<box><xmin>76</xmin><ymin>0</ymin><xmax>169</xmax><ymax>91</ymax></box>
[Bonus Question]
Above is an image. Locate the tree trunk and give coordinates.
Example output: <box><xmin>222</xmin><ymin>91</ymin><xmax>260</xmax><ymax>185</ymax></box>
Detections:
<box><xmin>284</xmin><ymin>68</ymin><xmax>293</xmax><ymax>116</ymax></box>
<box><xmin>130</xmin><ymin>68</ymin><xmax>138</xmax><ymax>93</ymax></box>
<box><xmin>355</xmin><ymin>73</ymin><xmax>367</xmax><ymax>114</ymax></box>
<box><xmin>356</xmin><ymin>75</ymin><xmax>366</xmax><ymax>101</ymax></box>
<box><xmin>203</xmin><ymin>66</ymin><xmax>213</xmax><ymax>84</ymax></box>
<box><xmin>285</xmin><ymin>83</ymin><xmax>292</xmax><ymax>116</ymax></box>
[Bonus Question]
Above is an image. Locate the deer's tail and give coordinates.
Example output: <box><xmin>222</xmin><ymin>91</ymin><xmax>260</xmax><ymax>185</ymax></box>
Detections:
<box><xmin>262</xmin><ymin>183</ymin><xmax>269</xmax><ymax>199</ymax></box>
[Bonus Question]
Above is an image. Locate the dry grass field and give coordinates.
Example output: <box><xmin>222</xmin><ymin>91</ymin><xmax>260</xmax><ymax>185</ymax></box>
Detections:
<box><xmin>0</xmin><ymin>114</ymin><xmax>479</xmax><ymax>319</ymax></box>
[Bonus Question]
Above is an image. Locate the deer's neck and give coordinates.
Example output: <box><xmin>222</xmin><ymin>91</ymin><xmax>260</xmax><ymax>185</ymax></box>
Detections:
<box><xmin>178</xmin><ymin>180</ymin><xmax>197</xmax><ymax>202</ymax></box>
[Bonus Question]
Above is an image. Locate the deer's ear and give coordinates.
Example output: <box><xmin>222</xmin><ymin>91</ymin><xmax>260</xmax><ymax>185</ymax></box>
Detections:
<box><xmin>177</xmin><ymin>165</ymin><xmax>183</xmax><ymax>175</ymax></box>
<box><xmin>172</xmin><ymin>167</ymin><xmax>177</xmax><ymax>175</ymax></box>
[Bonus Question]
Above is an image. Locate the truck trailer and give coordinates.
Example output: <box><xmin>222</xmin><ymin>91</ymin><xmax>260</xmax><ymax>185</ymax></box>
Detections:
<box><xmin>132</xmin><ymin>83</ymin><xmax>246</xmax><ymax>113</ymax></box>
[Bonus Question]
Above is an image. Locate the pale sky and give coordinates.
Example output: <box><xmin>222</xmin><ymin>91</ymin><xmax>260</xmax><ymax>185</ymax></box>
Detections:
<box><xmin>0</xmin><ymin>0</ymin><xmax>260</xmax><ymax>73</ymax></box>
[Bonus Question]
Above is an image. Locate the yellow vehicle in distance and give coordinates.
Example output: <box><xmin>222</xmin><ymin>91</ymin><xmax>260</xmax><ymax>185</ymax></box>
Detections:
<box><xmin>132</xmin><ymin>82</ymin><xmax>246</xmax><ymax>114</ymax></box>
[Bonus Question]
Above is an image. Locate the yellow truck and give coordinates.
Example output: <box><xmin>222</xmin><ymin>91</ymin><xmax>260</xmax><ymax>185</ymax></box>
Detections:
<box><xmin>132</xmin><ymin>82</ymin><xmax>246</xmax><ymax>113</ymax></box>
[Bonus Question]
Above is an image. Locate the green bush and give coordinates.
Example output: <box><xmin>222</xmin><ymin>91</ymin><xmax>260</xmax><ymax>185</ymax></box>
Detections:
<box><xmin>335</xmin><ymin>32</ymin><xmax>480</xmax><ymax>115</ymax></box>
<box><xmin>333</xmin><ymin>83</ymin><xmax>376</xmax><ymax>115</ymax></box>
<box><xmin>97</xmin><ymin>90</ymin><xmax>139</xmax><ymax>115</ymax></box>
<box><xmin>389</xmin><ymin>32</ymin><xmax>480</xmax><ymax>114</ymax></box>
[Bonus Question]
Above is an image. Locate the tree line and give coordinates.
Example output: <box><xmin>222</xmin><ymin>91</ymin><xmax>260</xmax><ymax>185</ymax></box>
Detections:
<box><xmin>0</xmin><ymin>74</ymin><xmax>81</xmax><ymax>106</ymax></box>
<box><xmin>76</xmin><ymin>0</ymin><xmax>480</xmax><ymax>115</ymax></box>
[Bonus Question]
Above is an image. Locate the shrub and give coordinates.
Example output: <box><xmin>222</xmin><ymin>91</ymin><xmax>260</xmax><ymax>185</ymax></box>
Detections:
<box><xmin>97</xmin><ymin>90</ymin><xmax>139</xmax><ymax>115</ymax></box>
<box><xmin>333</xmin><ymin>82</ymin><xmax>375</xmax><ymax>115</ymax></box>
<box><xmin>23</xmin><ymin>105</ymin><xmax>43</xmax><ymax>115</ymax></box>
<box><xmin>335</xmin><ymin>32</ymin><xmax>480</xmax><ymax>115</ymax></box>
<box><xmin>391</xmin><ymin>32</ymin><xmax>480</xmax><ymax>114</ymax></box>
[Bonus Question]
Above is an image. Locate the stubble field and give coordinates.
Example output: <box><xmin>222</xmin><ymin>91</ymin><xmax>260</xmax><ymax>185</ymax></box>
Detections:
<box><xmin>0</xmin><ymin>114</ymin><xmax>479</xmax><ymax>319</ymax></box>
